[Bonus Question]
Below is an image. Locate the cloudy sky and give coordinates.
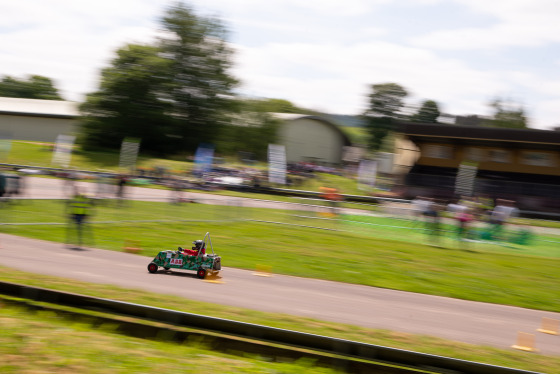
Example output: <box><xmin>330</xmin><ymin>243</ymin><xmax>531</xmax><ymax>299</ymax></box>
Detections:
<box><xmin>2</xmin><ymin>0</ymin><xmax>560</xmax><ymax>129</ymax></box>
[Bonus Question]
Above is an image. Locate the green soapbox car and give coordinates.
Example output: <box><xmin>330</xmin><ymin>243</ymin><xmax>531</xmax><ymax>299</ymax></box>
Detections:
<box><xmin>147</xmin><ymin>232</ymin><xmax>221</xmax><ymax>279</ymax></box>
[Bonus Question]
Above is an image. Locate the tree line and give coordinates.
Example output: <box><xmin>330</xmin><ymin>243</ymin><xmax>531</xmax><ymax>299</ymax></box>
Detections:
<box><xmin>364</xmin><ymin>83</ymin><xmax>528</xmax><ymax>151</ymax></box>
<box><xmin>0</xmin><ymin>2</ymin><xmax>529</xmax><ymax>157</ymax></box>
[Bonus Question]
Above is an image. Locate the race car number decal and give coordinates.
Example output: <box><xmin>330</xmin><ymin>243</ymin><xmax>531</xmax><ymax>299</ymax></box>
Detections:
<box><xmin>170</xmin><ymin>258</ymin><xmax>183</xmax><ymax>265</ymax></box>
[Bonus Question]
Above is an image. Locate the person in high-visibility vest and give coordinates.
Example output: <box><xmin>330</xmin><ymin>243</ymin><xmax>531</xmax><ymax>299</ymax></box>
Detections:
<box><xmin>66</xmin><ymin>188</ymin><xmax>94</xmax><ymax>248</ymax></box>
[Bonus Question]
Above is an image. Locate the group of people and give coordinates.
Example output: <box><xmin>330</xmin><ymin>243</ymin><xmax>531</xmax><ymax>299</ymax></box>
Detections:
<box><xmin>62</xmin><ymin>172</ymin><xmax>129</xmax><ymax>201</ymax></box>
<box><xmin>412</xmin><ymin>195</ymin><xmax>520</xmax><ymax>246</ymax></box>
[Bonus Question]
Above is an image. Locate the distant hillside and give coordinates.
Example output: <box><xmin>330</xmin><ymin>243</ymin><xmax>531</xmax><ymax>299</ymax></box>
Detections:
<box><xmin>323</xmin><ymin>114</ymin><xmax>365</xmax><ymax>127</ymax></box>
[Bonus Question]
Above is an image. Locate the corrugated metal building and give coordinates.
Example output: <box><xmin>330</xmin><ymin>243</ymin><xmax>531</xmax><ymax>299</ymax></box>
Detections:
<box><xmin>0</xmin><ymin>97</ymin><xmax>79</xmax><ymax>142</ymax></box>
<box><xmin>272</xmin><ymin>113</ymin><xmax>352</xmax><ymax>165</ymax></box>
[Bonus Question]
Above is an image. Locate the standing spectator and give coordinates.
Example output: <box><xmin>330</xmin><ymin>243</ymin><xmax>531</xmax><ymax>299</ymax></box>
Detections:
<box><xmin>456</xmin><ymin>208</ymin><xmax>475</xmax><ymax>247</ymax></box>
<box><xmin>62</xmin><ymin>171</ymin><xmax>77</xmax><ymax>199</ymax></box>
<box><xmin>168</xmin><ymin>178</ymin><xmax>185</xmax><ymax>204</ymax></box>
<box><xmin>447</xmin><ymin>198</ymin><xmax>473</xmax><ymax>246</ymax></box>
<box><xmin>411</xmin><ymin>196</ymin><xmax>432</xmax><ymax>226</ymax></box>
<box><xmin>477</xmin><ymin>194</ymin><xmax>494</xmax><ymax>223</ymax></box>
<box><xmin>116</xmin><ymin>175</ymin><xmax>128</xmax><ymax>203</ymax></box>
<box><xmin>447</xmin><ymin>197</ymin><xmax>468</xmax><ymax>216</ymax></box>
<box><xmin>66</xmin><ymin>187</ymin><xmax>94</xmax><ymax>249</ymax></box>
<box><xmin>490</xmin><ymin>199</ymin><xmax>519</xmax><ymax>241</ymax></box>
<box><xmin>424</xmin><ymin>200</ymin><xmax>443</xmax><ymax>246</ymax></box>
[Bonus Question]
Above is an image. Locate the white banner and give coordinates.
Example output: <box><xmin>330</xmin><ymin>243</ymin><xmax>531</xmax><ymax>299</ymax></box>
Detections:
<box><xmin>51</xmin><ymin>134</ymin><xmax>75</xmax><ymax>168</ymax></box>
<box><xmin>357</xmin><ymin>159</ymin><xmax>377</xmax><ymax>190</ymax></box>
<box><xmin>119</xmin><ymin>138</ymin><xmax>141</xmax><ymax>171</ymax></box>
<box><xmin>375</xmin><ymin>152</ymin><xmax>394</xmax><ymax>174</ymax></box>
<box><xmin>268</xmin><ymin>144</ymin><xmax>286</xmax><ymax>185</ymax></box>
<box><xmin>455</xmin><ymin>163</ymin><xmax>478</xmax><ymax>196</ymax></box>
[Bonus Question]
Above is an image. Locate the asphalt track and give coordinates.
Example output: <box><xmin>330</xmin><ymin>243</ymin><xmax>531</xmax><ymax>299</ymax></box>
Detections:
<box><xmin>1</xmin><ymin>176</ymin><xmax>560</xmax><ymax>357</ymax></box>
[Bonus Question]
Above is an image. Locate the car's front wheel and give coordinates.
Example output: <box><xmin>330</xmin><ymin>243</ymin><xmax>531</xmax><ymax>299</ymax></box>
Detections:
<box><xmin>197</xmin><ymin>268</ymin><xmax>206</xmax><ymax>279</ymax></box>
<box><xmin>147</xmin><ymin>262</ymin><xmax>158</xmax><ymax>273</ymax></box>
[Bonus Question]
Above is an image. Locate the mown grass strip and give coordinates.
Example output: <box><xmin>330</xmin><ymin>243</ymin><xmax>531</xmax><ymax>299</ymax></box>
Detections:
<box><xmin>0</xmin><ymin>299</ymin><xmax>344</xmax><ymax>374</ymax></box>
<box><xmin>1</xmin><ymin>295</ymin><xmax>433</xmax><ymax>374</ymax></box>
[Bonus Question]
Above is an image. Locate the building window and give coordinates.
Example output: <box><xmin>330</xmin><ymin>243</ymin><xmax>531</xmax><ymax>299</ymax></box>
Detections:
<box><xmin>464</xmin><ymin>147</ymin><xmax>485</xmax><ymax>162</ymax></box>
<box><xmin>488</xmin><ymin>149</ymin><xmax>510</xmax><ymax>163</ymax></box>
<box><xmin>521</xmin><ymin>151</ymin><xmax>555</xmax><ymax>167</ymax></box>
<box><xmin>425</xmin><ymin>145</ymin><xmax>452</xmax><ymax>159</ymax></box>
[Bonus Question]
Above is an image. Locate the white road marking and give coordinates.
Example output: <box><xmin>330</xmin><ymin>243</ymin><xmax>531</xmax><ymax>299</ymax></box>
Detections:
<box><xmin>71</xmin><ymin>271</ymin><xmax>103</xmax><ymax>278</ymax></box>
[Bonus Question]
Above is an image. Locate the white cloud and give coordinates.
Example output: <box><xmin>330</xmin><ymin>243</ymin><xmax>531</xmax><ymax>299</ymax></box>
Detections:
<box><xmin>191</xmin><ymin>0</ymin><xmax>390</xmax><ymax>17</ymax></box>
<box><xmin>1</xmin><ymin>0</ymin><xmax>559</xmax><ymax>129</ymax></box>
<box><xmin>504</xmin><ymin>71</ymin><xmax>560</xmax><ymax>98</ymax></box>
<box><xmin>233</xmin><ymin>40</ymin><xmax>508</xmax><ymax>118</ymax></box>
<box><xmin>534</xmin><ymin>99</ymin><xmax>560</xmax><ymax>129</ymax></box>
<box><xmin>412</xmin><ymin>0</ymin><xmax>560</xmax><ymax>49</ymax></box>
<box><xmin>0</xmin><ymin>1</ymin><xmax>169</xmax><ymax>100</ymax></box>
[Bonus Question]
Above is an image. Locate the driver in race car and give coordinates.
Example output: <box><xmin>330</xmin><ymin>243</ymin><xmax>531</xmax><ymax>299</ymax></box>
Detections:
<box><xmin>192</xmin><ymin>239</ymin><xmax>206</xmax><ymax>255</ymax></box>
<box><xmin>178</xmin><ymin>239</ymin><xmax>206</xmax><ymax>256</ymax></box>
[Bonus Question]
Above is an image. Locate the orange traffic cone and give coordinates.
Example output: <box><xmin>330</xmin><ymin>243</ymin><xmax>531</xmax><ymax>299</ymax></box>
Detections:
<box><xmin>537</xmin><ymin>317</ymin><xmax>559</xmax><ymax>335</ymax></box>
<box><xmin>512</xmin><ymin>332</ymin><xmax>537</xmax><ymax>352</ymax></box>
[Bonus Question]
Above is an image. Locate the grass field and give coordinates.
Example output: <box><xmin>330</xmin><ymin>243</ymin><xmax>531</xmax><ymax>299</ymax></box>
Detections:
<box><xmin>0</xmin><ymin>302</ymin><xmax>341</xmax><ymax>374</ymax></box>
<box><xmin>2</xmin><ymin>141</ymin><xmax>560</xmax><ymax>372</ymax></box>
<box><xmin>3</xmin><ymin>140</ymin><xmax>193</xmax><ymax>174</ymax></box>
<box><xmin>2</xmin><ymin>199</ymin><xmax>560</xmax><ymax>313</ymax></box>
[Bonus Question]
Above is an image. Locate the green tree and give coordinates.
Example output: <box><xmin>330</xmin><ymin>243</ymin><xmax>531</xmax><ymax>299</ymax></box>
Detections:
<box><xmin>484</xmin><ymin>99</ymin><xmax>528</xmax><ymax>129</ymax></box>
<box><xmin>159</xmin><ymin>2</ymin><xmax>238</xmax><ymax>152</ymax></box>
<box><xmin>214</xmin><ymin>98</ymin><xmax>281</xmax><ymax>161</ymax></box>
<box><xmin>242</xmin><ymin>98</ymin><xmax>315</xmax><ymax>114</ymax></box>
<box><xmin>363</xmin><ymin>83</ymin><xmax>408</xmax><ymax>151</ymax></box>
<box><xmin>214</xmin><ymin>96</ymin><xmax>324</xmax><ymax>160</ymax></box>
<box><xmin>80</xmin><ymin>44</ymin><xmax>171</xmax><ymax>154</ymax></box>
<box><xmin>411</xmin><ymin>100</ymin><xmax>440</xmax><ymax>123</ymax></box>
<box><xmin>79</xmin><ymin>2</ymin><xmax>237</xmax><ymax>156</ymax></box>
<box><xmin>0</xmin><ymin>75</ymin><xmax>62</xmax><ymax>100</ymax></box>
<box><xmin>216</xmin><ymin>111</ymin><xmax>279</xmax><ymax>161</ymax></box>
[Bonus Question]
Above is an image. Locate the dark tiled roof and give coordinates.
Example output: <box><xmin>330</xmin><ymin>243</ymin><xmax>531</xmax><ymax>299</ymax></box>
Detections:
<box><xmin>397</xmin><ymin>122</ymin><xmax>560</xmax><ymax>145</ymax></box>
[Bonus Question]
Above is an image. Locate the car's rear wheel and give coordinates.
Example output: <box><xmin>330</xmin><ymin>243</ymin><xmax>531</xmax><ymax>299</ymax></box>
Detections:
<box><xmin>147</xmin><ymin>262</ymin><xmax>158</xmax><ymax>273</ymax></box>
<box><xmin>197</xmin><ymin>268</ymin><xmax>206</xmax><ymax>279</ymax></box>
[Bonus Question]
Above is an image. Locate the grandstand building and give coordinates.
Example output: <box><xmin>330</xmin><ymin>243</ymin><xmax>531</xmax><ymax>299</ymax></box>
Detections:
<box><xmin>397</xmin><ymin>122</ymin><xmax>560</xmax><ymax>214</ymax></box>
